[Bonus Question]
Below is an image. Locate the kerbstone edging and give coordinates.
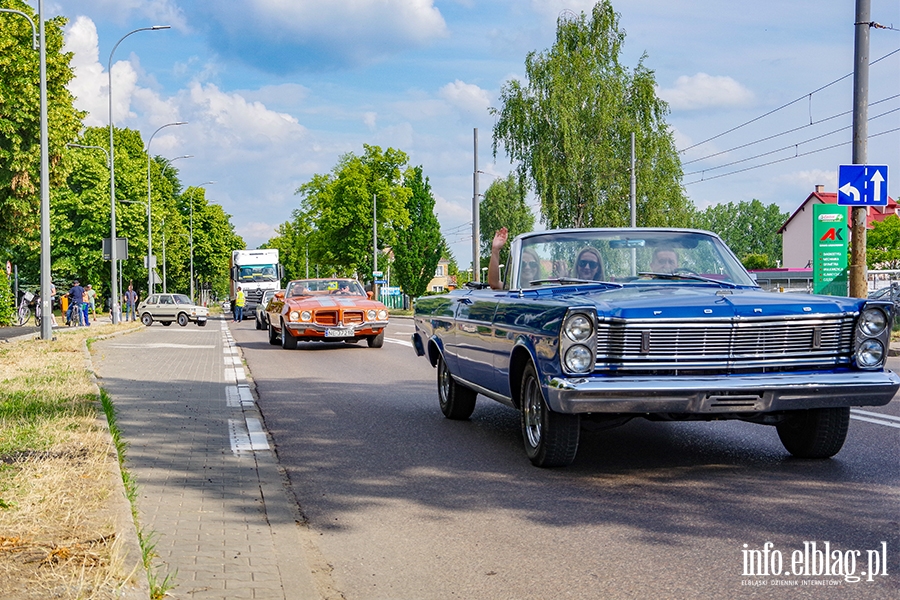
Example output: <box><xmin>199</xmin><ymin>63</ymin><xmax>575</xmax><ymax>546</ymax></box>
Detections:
<box><xmin>81</xmin><ymin>327</ymin><xmax>150</xmax><ymax>600</ymax></box>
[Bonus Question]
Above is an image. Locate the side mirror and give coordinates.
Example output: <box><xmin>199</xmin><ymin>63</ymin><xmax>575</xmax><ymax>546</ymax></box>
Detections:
<box><xmin>274</xmin><ymin>291</ymin><xmax>285</xmax><ymax>300</ymax></box>
<box><xmin>367</xmin><ymin>291</ymin><xmax>374</xmax><ymax>300</ymax></box>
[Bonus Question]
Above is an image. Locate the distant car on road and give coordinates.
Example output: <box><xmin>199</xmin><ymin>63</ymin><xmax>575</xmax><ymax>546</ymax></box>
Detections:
<box><xmin>266</xmin><ymin>278</ymin><xmax>389</xmax><ymax>349</ymax></box>
<box><xmin>412</xmin><ymin>228</ymin><xmax>900</xmax><ymax>467</ymax></box>
<box><xmin>255</xmin><ymin>289</ymin><xmax>281</xmax><ymax>330</ymax></box>
<box><xmin>138</xmin><ymin>293</ymin><xmax>209</xmax><ymax>327</ymax></box>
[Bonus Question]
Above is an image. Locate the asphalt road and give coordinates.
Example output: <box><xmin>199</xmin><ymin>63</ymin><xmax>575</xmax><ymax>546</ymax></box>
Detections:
<box><xmin>232</xmin><ymin>318</ymin><xmax>900</xmax><ymax>600</ymax></box>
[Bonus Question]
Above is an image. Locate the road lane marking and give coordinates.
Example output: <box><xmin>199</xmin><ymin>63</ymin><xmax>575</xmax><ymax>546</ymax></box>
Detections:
<box><xmin>850</xmin><ymin>414</ymin><xmax>900</xmax><ymax>429</ymax></box>
<box><xmin>851</xmin><ymin>408</ymin><xmax>900</xmax><ymax>422</ymax></box>
<box><xmin>246</xmin><ymin>418</ymin><xmax>270</xmax><ymax>450</ymax></box>
<box><xmin>384</xmin><ymin>337</ymin><xmax>412</xmax><ymax>347</ymax></box>
<box><xmin>109</xmin><ymin>343</ymin><xmax>216</xmax><ymax>348</ymax></box>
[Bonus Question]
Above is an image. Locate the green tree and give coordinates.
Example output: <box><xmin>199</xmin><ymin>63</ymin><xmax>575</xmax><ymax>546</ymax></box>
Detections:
<box><xmin>295</xmin><ymin>145</ymin><xmax>411</xmax><ymax>279</ymax></box>
<box><xmin>393</xmin><ymin>166</ymin><xmax>443</xmax><ymax>298</ymax></box>
<box><xmin>263</xmin><ymin>218</ymin><xmax>311</xmax><ymax>282</ymax></box>
<box><xmin>0</xmin><ymin>0</ymin><xmax>84</xmax><ymax>277</ymax></box>
<box><xmin>181</xmin><ymin>187</ymin><xmax>244</xmax><ymax>299</ymax></box>
<box><xmin>867</xmin><ymin>214</ymin><xmax>900</xmax><ymax>269</ymax></box>
<box><xmin>491</xmin><ymin>0</ymin><xmax>692</xmax><ymax>230</ymax></box>
<box><xmin>695</xmin><ymin>199</ymin><xmax>787</xmax><ymax>268</ymax></box>
<box><xmin>478</xmin><ymin>174</ymin><xmax>534</xmax><ymax>269</ymax></box>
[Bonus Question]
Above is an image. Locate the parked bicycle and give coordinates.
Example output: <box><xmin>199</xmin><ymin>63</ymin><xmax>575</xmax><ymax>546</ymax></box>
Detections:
<box><xmin>16</xmin><ymin>291</ymin><xmax>42</xmax><ymax>327</ymax></box>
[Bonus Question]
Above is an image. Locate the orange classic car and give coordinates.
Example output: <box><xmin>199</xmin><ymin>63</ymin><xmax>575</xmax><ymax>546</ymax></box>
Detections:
<box><xmin>266</xmin><ymin>278</ymin><xmax>390</xmax><ymax>349</ymax></box>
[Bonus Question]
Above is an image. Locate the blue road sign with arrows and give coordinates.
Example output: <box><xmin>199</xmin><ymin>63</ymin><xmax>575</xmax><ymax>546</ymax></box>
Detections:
<box><xmin>837</xmin><ymin>164</ymin><xmax>889</xmax><ymax>206</ymax></box>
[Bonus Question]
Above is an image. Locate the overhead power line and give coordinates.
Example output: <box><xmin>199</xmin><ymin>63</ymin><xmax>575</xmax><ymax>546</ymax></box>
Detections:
<box><xmin>678</xmin><ymin>46</ymin><xmax>900</xmax><ymax>153</ymax></box>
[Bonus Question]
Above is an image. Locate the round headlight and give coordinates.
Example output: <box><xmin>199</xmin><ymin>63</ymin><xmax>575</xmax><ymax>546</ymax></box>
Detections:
<box><xmin>300</xmin><ymin>310</ymin><xmax>312</xmax><ymax>322</ymax></box>
<box><xmin>290</xmin><ymin>311</ymin><xmax>300</xmax><ymax>321</ymax></box>
<box><xmin>564</xmin><ymin>345</ymin><xmax>593</xmax><ymax>373</ymax></box>
<box><xmin>856</xmin><ymin>338</ymin><xmax>885</xmax><ymax>368</ymax></box>
<box><xmin>564</xmin><ymin>314</ymin><xmax>593</xmax><ymax>342</ymax></box>
<box><xmin>377</xmin><ymin>309</ymin><xmax>388</xmax><ymax>320</ymax></box>
<box><xmin>859</xmin><ymin>308</ymin><xmax>888</xmax><ymax>336</ymax></box>
<box><xmin>367</xmin><ymin>309</ymin><xmax>376</xmax><ymax>320</ymax></box>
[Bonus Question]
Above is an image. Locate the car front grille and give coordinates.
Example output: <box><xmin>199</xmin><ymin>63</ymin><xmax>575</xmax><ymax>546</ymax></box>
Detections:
<box><xmin>595</xmin><ymin>314</ymin><xmax>856</xmax><ymax>374</ymax></box>
<box><xmin>312</xmin><ymin>310</ymin><xmax>366</xmax><ymax>326</ymax></box>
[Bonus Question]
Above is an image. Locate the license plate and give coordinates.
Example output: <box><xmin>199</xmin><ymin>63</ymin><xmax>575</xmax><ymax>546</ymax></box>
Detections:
<box><xmin>325</xmin><ymin>328</ymin><xmax>354</xmax><ymax>338</ymax></box>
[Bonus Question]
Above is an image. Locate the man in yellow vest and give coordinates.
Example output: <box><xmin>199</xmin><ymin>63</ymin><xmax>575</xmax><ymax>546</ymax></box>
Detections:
<box><xmin>234</xmin><ymin>286</ymin><xmax>245</xmax><ymax>322</ymax></box>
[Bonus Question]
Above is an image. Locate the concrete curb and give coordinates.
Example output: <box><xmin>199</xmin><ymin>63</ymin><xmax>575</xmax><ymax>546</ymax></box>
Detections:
<box><xmin>81</xmin><ymin>326</ymin><xmax>150</xmax><ymax>600</ymax></box>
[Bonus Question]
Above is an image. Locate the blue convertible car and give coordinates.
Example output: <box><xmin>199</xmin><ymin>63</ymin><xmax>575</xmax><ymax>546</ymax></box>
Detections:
<box><xmin>412</xmin><ymin>228</ymin><xmax>900</xmax><ymax>467</ymax></box>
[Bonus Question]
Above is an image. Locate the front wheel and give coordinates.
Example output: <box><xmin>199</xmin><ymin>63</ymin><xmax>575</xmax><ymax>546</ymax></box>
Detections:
<box><xmin>268</xmin><ymin>321</ymin><xmax>279</xmax><ymax>346</ymax></box>
<box><xmin>776</xmin><ymin>407</ymin><xmax>850</xmax><ymax>458</ymax></box>
<box><xmin>17</xmin><ymin>306</ymin><xmax>30</xmax><ymax>326</ymax></box>
<box><xmin>255</xmin><ymin>315</ymin><xmax>263</xmax><ymax>330</ymax></box>
<box><xmin>436</xmin><ymin>355</ymin><xmax>476</xmax><ymax>420</ymax></box>
<box><xmin>520</xmin><ymin>362</ymin><xmax>580</xmax><ymax>467</ymax></box>
<box><xmin>367</xmin><ymin>330</ymin><xmax>385</xmax><ymax>348</ymax></box>
<box><xmin>140</xmin><ymin>313</ymin><xmax>153</xmax><ymax>327</ymax></box>
<box><xmin>177</xmin><ymin>313</ymin><xmax>189</xmax><ymax>327</ymax></box>
<box><xmin>280</xmin><ymin>320</ymin><xmax>298</xmax><ymax>349</ymax></box>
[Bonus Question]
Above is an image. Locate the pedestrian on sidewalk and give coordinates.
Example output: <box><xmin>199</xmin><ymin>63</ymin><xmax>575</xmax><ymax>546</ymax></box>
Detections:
<box><xmin>85</xmin><ymin>284</ymin><xmax>97</xmax><ymax>319</ymax></box>
<box><xmin>124</xmin><ymin>284</ymin><xmax>138</xmax><ymax>321</ymax></box>
<box><xmin>233</xmin><ymin>286</ymin><xmax>245</xmax><ymax>322</ymax></box>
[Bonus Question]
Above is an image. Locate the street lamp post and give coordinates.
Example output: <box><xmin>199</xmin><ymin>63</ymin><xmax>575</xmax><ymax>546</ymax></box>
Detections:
<box><xmin>1</xmin><ymin>3</ymin><xmax>50</xmax><ymax>340</ymax></box>
<box><xmin>108</xmin><ymin>24</ymin><xmax>170</xmax><ymax>324</ymax></box>
<box><xmin>188</xmin><ymin>182</ymin><xmax>214</xmax><ymax>302</ymax></box>
<box><xmin>146</xmin><ymin>122</ymin><xmax>187</xmax><ymax>295</ymax></box>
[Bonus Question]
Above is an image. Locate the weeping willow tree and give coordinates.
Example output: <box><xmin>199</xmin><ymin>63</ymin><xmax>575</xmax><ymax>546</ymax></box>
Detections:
<box><xmin>492</xmin><ymin>0</ymin><xmax>694</xmax><ymax>230</ymax></box>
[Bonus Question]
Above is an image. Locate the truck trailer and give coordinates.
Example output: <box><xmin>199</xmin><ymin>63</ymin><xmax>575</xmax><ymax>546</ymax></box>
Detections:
<box><xmin>229</xmin><ymin>249</ymin><xmax>283</xmax><ymax>318</ymax></box>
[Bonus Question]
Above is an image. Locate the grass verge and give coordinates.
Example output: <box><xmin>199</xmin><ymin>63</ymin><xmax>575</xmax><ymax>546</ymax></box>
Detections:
<box><xmin>99</xmin><ymin>389</ymin><xmax>175</xmax><ymax>600</ymax></box>
<box><xmin>0</xmin><ymin>322</ymin><xmax>150</xmax><ymax>598</ymax></box>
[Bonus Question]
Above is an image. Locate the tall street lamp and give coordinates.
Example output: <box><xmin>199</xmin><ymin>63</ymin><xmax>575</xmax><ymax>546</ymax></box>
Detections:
<box><xmin>108</xmin><ymin>24</ymin><xmax>170</xmax><ymax>324</ymax></box>
<box><xmin>159</xmin><ymin>155</ymin><xmax>192</xmax><ymax>293</ymax></box>
<box><xmin>146</xmin><ymin>122</ymin><xmax>187</xmax><ymax>294</ymax></box>
<box><xmin>1</xmin><ymin>3</ymin><xmax>50</xmax><ymax>340</ymax></box>
<box><xmin>188</xmin><ymin>182</ymin><xmax>214</xmax><ymax>302</ymax></box>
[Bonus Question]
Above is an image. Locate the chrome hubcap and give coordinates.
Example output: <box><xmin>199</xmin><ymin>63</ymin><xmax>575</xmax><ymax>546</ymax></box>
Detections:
<box><xmin>523</xmin><ymin>376</ymin><xmax>542</xmax><ymax>448</ymax></box>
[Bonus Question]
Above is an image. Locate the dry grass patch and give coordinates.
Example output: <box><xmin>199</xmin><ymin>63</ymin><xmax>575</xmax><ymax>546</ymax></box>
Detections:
<box><xmin>0</xmin><ymin>323</ymin><xmax>141</xmax><ymax>599</ymax></box>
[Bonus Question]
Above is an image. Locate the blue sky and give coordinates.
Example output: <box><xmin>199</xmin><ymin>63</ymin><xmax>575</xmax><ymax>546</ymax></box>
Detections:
<box><xmin>45</xmin><ymin>0</ymin><xmax>900</xmax><ymax>266</ymax></box>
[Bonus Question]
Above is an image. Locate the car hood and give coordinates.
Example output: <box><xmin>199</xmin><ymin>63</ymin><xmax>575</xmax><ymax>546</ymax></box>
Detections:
<box><xmin>553</xmin><ymin>284</ymin><xmax>864</xmax><ymax>320</ymax></box>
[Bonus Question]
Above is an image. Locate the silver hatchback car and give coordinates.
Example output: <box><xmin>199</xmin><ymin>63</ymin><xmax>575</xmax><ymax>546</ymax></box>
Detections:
<box><xmin>138</xmin><ymin>293</ymin><xmax>209</xmax><ymax>327</ymax></box>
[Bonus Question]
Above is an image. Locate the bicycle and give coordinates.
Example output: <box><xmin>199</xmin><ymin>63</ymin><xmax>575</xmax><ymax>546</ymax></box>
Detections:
<box><xmin>16</xmin><ymin>291</ymin><xmax>42</xmax><ymax>327</ymax></box>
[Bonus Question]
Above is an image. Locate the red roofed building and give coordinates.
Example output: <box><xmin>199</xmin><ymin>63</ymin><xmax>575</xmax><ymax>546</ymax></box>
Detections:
<box><xmin>777</xmin><ymin>185</ymin><xmax>898</xmax><ymax>268</ymax></box>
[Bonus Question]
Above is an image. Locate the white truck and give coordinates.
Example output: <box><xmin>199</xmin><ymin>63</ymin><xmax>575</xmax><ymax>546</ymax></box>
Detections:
<box><xmin>229</xmin><ymin>249</ymin><xmax>283</xmax><ymax>319</ymax></box>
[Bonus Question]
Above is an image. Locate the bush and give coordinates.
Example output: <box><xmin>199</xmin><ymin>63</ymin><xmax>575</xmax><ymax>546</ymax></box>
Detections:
<box><xmin>0</xmin><ymin>271</ymin><xmax>14</xmax><ymax>326</ymax></box>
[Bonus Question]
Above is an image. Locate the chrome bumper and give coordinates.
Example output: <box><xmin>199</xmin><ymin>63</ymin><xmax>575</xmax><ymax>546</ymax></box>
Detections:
<box><xmin>546</xmin><ymin>370</ymin><xmax>900</xmax><ymax>414</ymax></box>
<box><xmin>285</xmin><ymin>320</ymin><xmax>388</xmax><ymax>334</ymax></box>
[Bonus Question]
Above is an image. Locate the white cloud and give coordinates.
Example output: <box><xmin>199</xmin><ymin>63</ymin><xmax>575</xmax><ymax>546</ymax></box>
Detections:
<box><xmin>439</xmin><ymin>80</ymin><xmax>492</xmax><ymax>117</ymax></box>
<box><xmin>64</xmin><ymin>0</ymin><xmax>188</xmax><ymax>30</ymax></box>
<box><xmin>781</xmin><ymin>169</ymin><xmax>837</xmax><ymax>192</ymax></box>
<box><xmin>201</xmin><ymin>0</ymin><xmax>448</xmax><ymax>71</ymax></box>
<box><xmin>658</xmin><ymin>73</ymin><xmax>755</xmax><ymax>111</ymax></box>
<box><xmin>529</xmin><ymin>0</ymin><xmax>599</xmax><ymax>21</ymax></box>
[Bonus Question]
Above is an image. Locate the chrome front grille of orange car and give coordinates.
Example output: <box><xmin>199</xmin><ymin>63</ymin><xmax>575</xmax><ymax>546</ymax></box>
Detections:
<box><xmin>595</xmin><ymin>314</ymin><xmax>857</xmax><ymax>373</ymax></box>
<box><xmin>314</xmin><ymin>311</ymin><xmax>338</xmax><ymax>326</ymax></box>
<box><xmin>311</xmin><ymin>310</ymin><xmax>367</xmax><ymax>326</ymax></box>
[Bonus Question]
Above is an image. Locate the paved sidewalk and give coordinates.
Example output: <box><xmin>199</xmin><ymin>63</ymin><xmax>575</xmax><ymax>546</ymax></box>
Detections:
<box><xmin>91</xmin><ymin>317</ymin><xmax>319</xmax><ymax>599</ymax></box>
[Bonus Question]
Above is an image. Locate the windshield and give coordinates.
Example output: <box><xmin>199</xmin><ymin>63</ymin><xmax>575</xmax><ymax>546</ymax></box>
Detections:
<box><xmin>239</xmin><ymin>264</ymin><xmax>278</xmax><ymax>282</ymax></box>
<box><xmin>510</xmin><ymin>229</ymin><xmax>757</xmax><ymax>289</ymax></box>
<box><xmin>173</xmin><ymin>294</ymin><xmax>193</xmax><ymax>304</ymax></box>
<box><xmin>286</xmin><ymin>279</ymin><xmax>366</xmax><ymax>297</ymax></box>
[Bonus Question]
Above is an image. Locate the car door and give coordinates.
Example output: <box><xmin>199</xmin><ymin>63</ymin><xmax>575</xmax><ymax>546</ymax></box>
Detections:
<box><xmin>158</xmin><ymin>294</ymin><xmax>176</xmax><ymax>320</ymax></box>
<box><xmin>449</xmin><ymin>289</ymin><xmax>502</xmax><ymax>391</ymax></box>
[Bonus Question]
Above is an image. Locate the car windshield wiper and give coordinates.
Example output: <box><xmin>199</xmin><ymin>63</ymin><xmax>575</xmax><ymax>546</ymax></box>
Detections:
<box><xmin>529</xmin><ymin>278</ymin><xmax>624</xmax><ymax>288</ymax></box>
<box><xmin>637</xmin><ymin>272</ymin><xmax>739</xmax><ymax>288</ymax></box>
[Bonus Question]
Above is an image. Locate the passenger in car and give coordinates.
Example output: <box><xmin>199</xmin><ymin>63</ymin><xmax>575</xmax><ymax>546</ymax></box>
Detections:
<box><xmin>573</xmin><ymin>247</ymin><xmax>604</xmax><ymax>281</ymax></box>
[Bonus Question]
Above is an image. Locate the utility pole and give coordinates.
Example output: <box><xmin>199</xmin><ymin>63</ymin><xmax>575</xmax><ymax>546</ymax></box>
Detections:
<box><xmin>472</xmin><ymin>128</ymin><xmax>480</xmax><ymax>282</ymax></box>
<box><xmin>849</xmin><ymin>0</ymin><xmax>870</xmax><ymax>298</ymax></box>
